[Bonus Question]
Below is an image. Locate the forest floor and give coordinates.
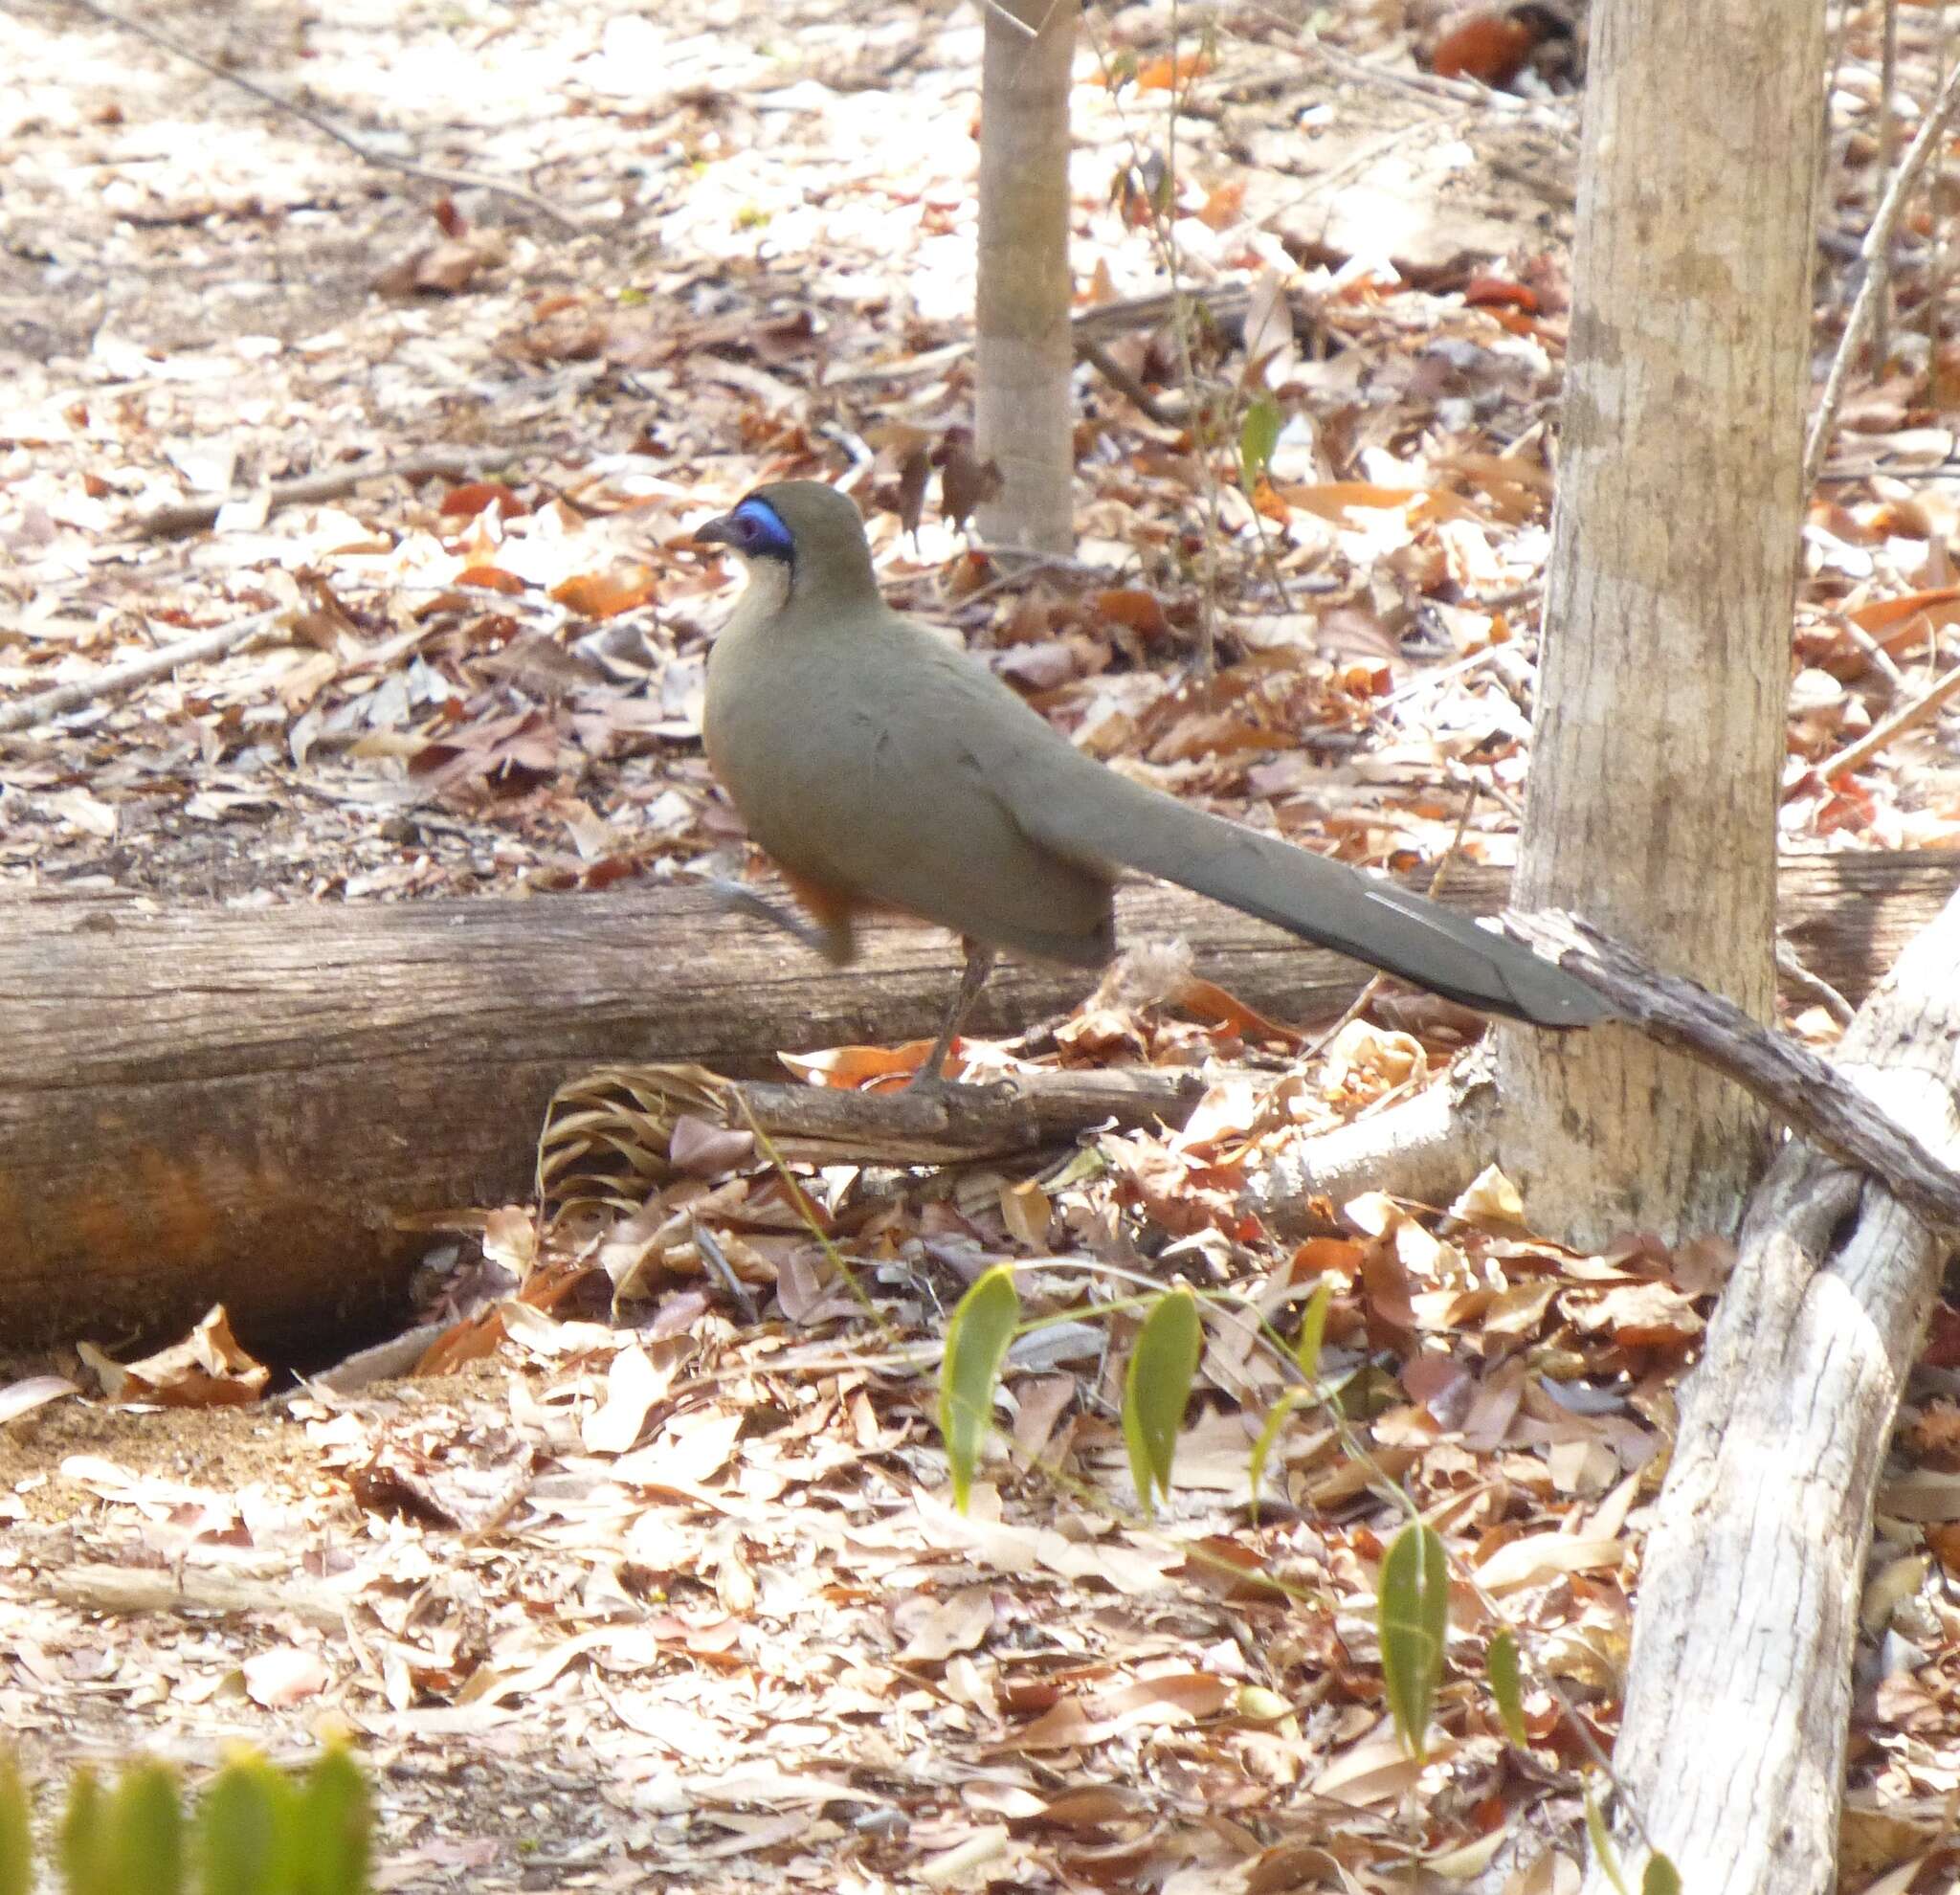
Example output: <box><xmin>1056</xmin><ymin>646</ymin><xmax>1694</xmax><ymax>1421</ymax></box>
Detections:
<box><xmin>5</xmin><ymin>0</ymin><xmax>1960</xmax><ymax>1888</ymax></box>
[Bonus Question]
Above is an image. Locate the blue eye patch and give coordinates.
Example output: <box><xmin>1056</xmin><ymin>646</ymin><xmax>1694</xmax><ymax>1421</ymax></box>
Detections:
<box><xmin>731</xmin><ymin>497</ymin><xmax>795</xmax><ymax>562</ymax></box>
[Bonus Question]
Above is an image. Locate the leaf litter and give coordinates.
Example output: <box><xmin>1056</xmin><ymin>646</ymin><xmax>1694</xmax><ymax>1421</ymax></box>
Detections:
<box><xmin>3</xmin><ymin>0</ymin><xmax>1960</xmax><ymax>1886</ymax></box>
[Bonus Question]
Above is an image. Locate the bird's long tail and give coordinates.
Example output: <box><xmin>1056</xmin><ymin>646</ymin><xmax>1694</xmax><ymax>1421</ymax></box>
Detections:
<box><xmin>1014</xmin><ymin>762</ymin><xmax>1610</xmax><ymax>1029</ymax></box>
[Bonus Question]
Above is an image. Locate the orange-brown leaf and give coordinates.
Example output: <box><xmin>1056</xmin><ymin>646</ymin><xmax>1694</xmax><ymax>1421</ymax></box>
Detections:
<box><xmin>441</xmin><ymin>481</ymin><xmax>526</xmax><ymax>521</ymax></box>
<box><xmin>551</xmin><ymin>568</ymin><xmax>659</xmax><ymax>618</ymax></box>
<box><xmin>457</xmin><ymin>565</ymin><xmax>528</xmax><ymax>593</ymax></box>
<box><xmin>1093</xmin><ymin>588</ymin><xmax>1170</xmax><ymax>638</ymax></box>
<box><xmin>1132</xmin><ymin>49</ymin><xmax>1214</xmax><ymax>90</ymax></box>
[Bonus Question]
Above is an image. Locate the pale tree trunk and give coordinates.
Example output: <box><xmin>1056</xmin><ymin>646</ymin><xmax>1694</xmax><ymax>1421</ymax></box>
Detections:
<box><xmin>1497</xmin><ymin>0</ymin><xmax>1825</xmax><ymax>1243</ymax></box>
<box><xmin>974</xmin><ymin>0</ymin><xmax>1079</xmax><ymax>553</ymax></box>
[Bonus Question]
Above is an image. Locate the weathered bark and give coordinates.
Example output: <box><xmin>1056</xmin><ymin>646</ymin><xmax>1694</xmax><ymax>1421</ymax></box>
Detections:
<box><xmin>541</xmin><ymin>1063</ymin><xmax>1212</xmax><ymax>1197</ymax></box>
<box><xmin>1588</xmin><ymin>891</ymin><xmax>1960</xmax><ymax>1895</ymax></box>
<box><xmin>974</xmin><ymin>0</ymin><xmax>1079</xmax><ymax>553</ymax></box>
<box><xmin>0</xmin><ymin>853</ymin><xmax>1947</xmax><ymax>1358</ymax></box>
<box><xmin>0</xmin><ymin>875</ymin><xmax>1424</xmax><ymax>1358</ymax></box>
<box><xmin>1498</xmin><ymin>0</ymin><xmax>1826</xmax><ymax>1241</ymax></box>
<box><xmin>1504</xmin><ymin>910</ymin><xmax>1960</xmax><ymax>1232</ymax></box>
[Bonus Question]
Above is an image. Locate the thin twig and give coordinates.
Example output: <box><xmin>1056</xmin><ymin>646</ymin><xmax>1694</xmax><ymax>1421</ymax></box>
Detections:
<box><xmin>958</xmin><ymin>547</ymin><xmax>1109</xmax><ymax>581</ymax></box>
<box><xmin>1874</xmin><ymin>0</ymin><xmax>1902</xmax><ymax>371</ymax></box>
<box><xmin>1806</xmin><ymin>55</ymin><xmax>1960</xmax><ymax>487</ymax></box>
<box><xmin>821</xmin><ymin>283</ymin><xmax>1256</xmax><ymax>389</ymax></box>
<box><xmin>1446</xmin><ymin>756</ymin><xmax>1524</xmax><ymax>822</ymax></box>
<box><xmin>1380</xmin><ymin>638</ymin><xmax>1514</xmax><ymax>710</ymax></box>
<box><xmin>0</xmin><ymin>610</ymin><xmax>289</xmax><ymax>736</ymax></box>
<box><xmin>1165</xmin><ymin>0</ymin><xmax>1227</xmax><ymax>673</ymax></box>
<box><xmin>972</xmin><ymin>0</ymin><xmax>1044</xmax><ymax>36</ymax></box>
<box><xmin>691</xmin><ymin>1222</ymin><xmax>762</xmax><ymax>1326</ymax></box>
<box><xmin>921</xmin><ymin>551</ymin><xmax>1114</xmax><ymax>609</ymax></box>
<box><xmin>1301</xmin><ymin>25</ymin><xmax>1532</xmax><ymax>115</ymax></box>
<box><xmin>1079</xmin><ymin>9</ymin><xmax>1226</xmax><ymax>671</ymax></box>
<box><xmin>1774</xmin><ymin>939</ymin><xmax>1857</xmax><ymax>1027</ymax></box>
<box><xmin>1242</xmin><ymin>490</ymin><xmax>1297</xmax><ymax>616</ymax></box>
<box><xmin>130</xmin><ymin>446</ymin><xmax>516</xmax><ymax>540</ymax></box>
<box><xmin>1817</xmin><ymin>457</ymin><xmax>1960</xmax><ymax>480</ymax></box>
<box><xmin>1077</xmin><ymin>337</ymin><xmax>1188</xmax><ymax>426</ymax></box>
<box><xmin>63</xmin><ymin>0</ymin><xmax>584</xmax><ymax>234</ymax></box>
<box><xmin>1933</xmin><ymin>3</ymin><xmax>1956</xmax><ymax>411</ymax></box>
<box><xmin>1815</xmin><ymin>0</ymin><xmax>1854</xmax><ymax>322</ymax></box>
<box><xmin>1839</xmin><ymin>616</ymin><xmax>1907</xmax><ymax>702</ymax></box>
<box><xmin>1806</xmin><ymin>654</ymin><xmax>1960</xmax><ymax>784</ymax></box>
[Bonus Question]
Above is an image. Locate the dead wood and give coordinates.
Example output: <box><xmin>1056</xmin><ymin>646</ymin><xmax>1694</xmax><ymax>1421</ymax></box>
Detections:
<box><xmin>0</xmin><ymin>610</ymin><xmax>288</xmax><ymax>736</ymax></box>
<box><xmin>45</xmin><ymin>1563</ymin><xmax>351</xmax><ymax>1628</ymax></box>
<box><xmin>1249</xmin><ymin>1049</ymin><xmax>1495</xmax><ymax>1229</ymax></box>
<box><xmin>1509</xmin><ymin>908</ymin><xmax>1960</xmax><ymax>1231</ymax></box>
<box><xmin>538</xmin><ymin>1062</ymin><xmax>1211</xmax><ymax>1211</ymax></box>
<box><xmin>1806</xmin><ymin>58</ymin><xmax>1960</xmax><ymax>485</ymax></box>
<box><xmin>127</xmin><ymin>448</ymin><xmax>519</xmax><ymax>543</ymax></box>
<box><xmin>0</xmin><ymin>851</ymin><xmax>1952</xmax><ymax>1358</ymax></box>
<box><xmin>1583</xmin><ymin>888</ymin><xmax>1960</xmax><ymax>1894</ymax></box>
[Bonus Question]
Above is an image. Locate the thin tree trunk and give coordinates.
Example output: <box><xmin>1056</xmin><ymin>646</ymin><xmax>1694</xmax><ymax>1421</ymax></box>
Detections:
<box><xmin>974</xmin><ymin>0</ymin><xmax>1079</xmax><ymax>553</ymax></box>
<box><xmin>1498</xmin><ymin>0</ymin><xmax>1826</xmax><ymax>1242</ymax></box>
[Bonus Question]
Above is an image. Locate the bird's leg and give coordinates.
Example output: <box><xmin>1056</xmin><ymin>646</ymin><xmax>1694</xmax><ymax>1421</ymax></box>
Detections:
<box><xmin>705</xmin><ymin>877</ymin><xmax>849</xmax><ymax>961</ymax></box>
<box><xmin>907</xmin><ymin>939</ymin><xmax>997</xmax><ymax>1089</ymax></box>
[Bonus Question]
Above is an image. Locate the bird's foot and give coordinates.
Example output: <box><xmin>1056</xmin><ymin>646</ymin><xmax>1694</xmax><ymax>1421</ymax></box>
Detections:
<box><xmin>899</xmin><ymin>1055</ymin><xmax>1021</xmax><ymax>1100</ymax></box>
<box><xmin>901</xmin><ymin>1047</ymin><xmax>958</xmax><ymax>1093</ymax></box>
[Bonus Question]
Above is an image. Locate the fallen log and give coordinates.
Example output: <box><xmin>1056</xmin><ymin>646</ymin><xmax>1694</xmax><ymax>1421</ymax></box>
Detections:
<box><xmin>1580</xmin><ymin>887</ymin><xmax>1960</xmax><ymax>1894</ymax></box>
<box><xmin>0</xmin><ymin>852</ymin><xmax>1951</xmax><ymax>1358</ymax></box>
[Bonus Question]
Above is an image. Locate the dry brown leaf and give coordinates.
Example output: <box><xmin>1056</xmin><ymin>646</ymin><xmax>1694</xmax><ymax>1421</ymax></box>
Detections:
<box><xmin>78</xmin><ymin>1305</ymin><xmax>268</xmax><ymax>1408</ymax></box>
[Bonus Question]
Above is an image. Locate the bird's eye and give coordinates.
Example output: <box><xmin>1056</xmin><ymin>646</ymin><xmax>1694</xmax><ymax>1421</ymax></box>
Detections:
<box><xmin>730</xmin><ymin>499</ymin><xmax>795</xmax><ymax>562</ymax></box>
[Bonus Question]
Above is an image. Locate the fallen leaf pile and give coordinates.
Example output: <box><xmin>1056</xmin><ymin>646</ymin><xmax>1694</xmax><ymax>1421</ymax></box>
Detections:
<box><xmin>3</xmin><ymin>0</ymin><xmax>1960</xmax><ymax>1885</ymax></box>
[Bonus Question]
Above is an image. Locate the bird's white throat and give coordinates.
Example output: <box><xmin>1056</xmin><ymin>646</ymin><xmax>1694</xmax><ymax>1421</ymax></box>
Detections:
<box><xmin>732</xmin><ymin>557</ymin><xmax>791</xmax><ymax>621</ymax></box>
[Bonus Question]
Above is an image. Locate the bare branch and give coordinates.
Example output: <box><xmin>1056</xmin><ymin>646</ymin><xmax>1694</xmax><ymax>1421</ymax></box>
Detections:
<box><xmin>0</xmin><ymin>610</ymin><xmax>288</xmax><ymax>737</ymax></box>
<box><xmin>1507</xmin><ymin>908</ymin><xmax>1960</xmax><ymax>1232</ymax></box>
<box><xmin>1806</xmin><ymin>56</ymin><xmax>1960</xmax><ymax>486</ymax></box>
<box><xmin>129</xmin><ymin>446</ymin><xmax>517</xmax><ymax>541</ymax></box>
<box><xmin>62</xmin><ymin>0</ymin><xmax>586</xmax><ymax>234</ymax></box>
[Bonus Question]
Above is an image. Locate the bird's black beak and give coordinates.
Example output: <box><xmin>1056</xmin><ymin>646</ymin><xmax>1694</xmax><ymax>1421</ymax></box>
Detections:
<box><xmin>693</xmin><ymin>511</ymin><xmax>742</xmax><ymax>550</ymax></box>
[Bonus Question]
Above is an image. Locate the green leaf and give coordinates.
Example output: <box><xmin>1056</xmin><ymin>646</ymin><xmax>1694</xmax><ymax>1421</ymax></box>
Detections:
<box><xmin>1486</xmin><ymin>1627</ymin><xmax>1528</xmax><ymax>1749</ymax></box>
<box><xmin>294</xmin><ymin>1749</ymin><xmax>370</xmax><ymax>1895</ymax></box>
<box><xmin>938</xmin><ymin>1265</ymin><xmax>1021</xmax><ymax>1513</ymax></box>
<box><xmin>1377</xmin><ymin>1522</ymin><xmax>1449</xmax><ymax>1761</ymax></box>
<box><xmin>1247</xmin><ymin>1387</ymin><xmax>1307</xmax><ymax>1523</ymax></box>
<box><xmin>1641</xmin><ymin>1854</ymin><xmax>1682</xmax><ymax>1895</ymax></box>
<box><xmin>1238</xmin><ymin>395</ymin><xmax>1282</xmax><ymax>493</ymax></box>
<box><xmin>1294</xmin><ymin>1276</ymin><xmax>1333</xmax><ymax>1382</ymax></box>
<box><xmin>0</xmin><ymin>1753</ymin><xmax>31</xmax><ymax>1895</ymax></box>
<box><xmin>1123</xmin><ymin>1289</ymin><xmax>1202</xmax><ymax>1516</ymax></box>
<box><xmin>107</xmin><ymin>1762</ymin><xmax>183</xmax><ymax>1895</ymax></box>
<box><xmin>60</xmin><ymin>1771</ymin><xmax>112</xmax><ymax>1895</ymax></box>
<box><xmin>1584</xmin><ymin>1781</ymin><xmax>1633</xmax><ymax>1895</ymax></box>
<box><xmin>197</xmin><ymin>1752</ymin><xmax>300</xmax><ymax>1895</ymax></box>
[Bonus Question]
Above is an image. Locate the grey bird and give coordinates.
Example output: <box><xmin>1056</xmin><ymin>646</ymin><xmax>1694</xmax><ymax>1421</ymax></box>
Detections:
<box><xmin>695</xmin><ymin>480</ymin><xmax>1607</xmax><ymax>1082</ymax></box>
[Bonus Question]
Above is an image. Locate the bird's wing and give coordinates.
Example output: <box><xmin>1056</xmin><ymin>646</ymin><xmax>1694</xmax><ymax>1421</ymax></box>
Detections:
<box><xmin>713</xmin><ymin>613</ymin><xmax>1115</xmax><ymax>968</ymax></box>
